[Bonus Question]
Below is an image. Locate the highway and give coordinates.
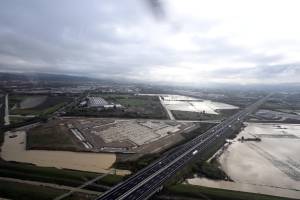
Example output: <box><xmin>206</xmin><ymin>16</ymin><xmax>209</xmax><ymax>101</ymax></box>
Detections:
<box><xmin>95</xmin><ymin>94</ymin><xmax>271</xmax><ymax>200</ymax></box>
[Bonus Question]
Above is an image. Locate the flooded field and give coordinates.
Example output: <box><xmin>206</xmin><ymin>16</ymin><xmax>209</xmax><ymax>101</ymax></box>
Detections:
<box><xmin>160</xmin><ymin>94</ymin><xmax>238</xmax><ymax>115</ymax></box>
<box><xmin>19</xmin><ymin>96</ymin><xmax>47</xmax><ymax>109</ymax></box>
<box><xmin>1</xmin><ymin>131</ymin><xmax>130</xmax><ymax>175</ymax></box>
<box><xmin>142</xmin><ymin>94</ymin><xmax>238</xmax><ymax>117</ymax></box>
<box><xmin>254</xmin><ymin>109</ymin><xmax>300</xmax><ymax>121</ymax></box>
<box><xmin>188</xmin><ymin>123</ymin><xmax>300</xmax><ymax>199</ymax></box>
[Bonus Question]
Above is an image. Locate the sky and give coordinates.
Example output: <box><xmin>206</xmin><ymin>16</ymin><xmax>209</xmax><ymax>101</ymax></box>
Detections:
<box><xmin>1</xmin><ymin>0</ymin><xmax>300</xmax><ymax>86</ymax></box>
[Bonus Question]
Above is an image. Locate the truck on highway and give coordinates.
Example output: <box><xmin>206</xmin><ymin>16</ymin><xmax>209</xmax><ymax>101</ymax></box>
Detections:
<box><xmin>192</xmin><ymin>150</ymin><xmax>198</xmax><ymax>155</ymax></box>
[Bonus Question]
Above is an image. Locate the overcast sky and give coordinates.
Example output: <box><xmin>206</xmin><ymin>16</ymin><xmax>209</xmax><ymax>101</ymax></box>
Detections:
<box><xmin>1</xmin><ymin>0</ymin><xmax>300</xmax><ymax>86</ymax></box>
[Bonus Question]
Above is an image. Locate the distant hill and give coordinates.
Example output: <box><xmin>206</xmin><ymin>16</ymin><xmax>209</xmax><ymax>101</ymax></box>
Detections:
<box><xmin>0</xmin><ymin>72</ymin><xmax>115</xmax><ymax>84</ymax></box>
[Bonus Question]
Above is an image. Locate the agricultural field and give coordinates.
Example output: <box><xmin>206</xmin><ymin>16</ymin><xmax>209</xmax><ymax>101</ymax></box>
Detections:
<box><xmin>158</xmin><ymin>184</ymin><xmax>293</xmax><ymax>200</ymax></box>
<box><xmin>261</xmin><ymin>93</ymin><xmax>300</xmax><ymax>111</ymax></box>
<box><xmin>172</xmin><ymin>109</ymin><xmax>239</xmax><ymax>121</ymax></box>
<box><xmin>0</xmin><ymin>160</ymin><xmax>123</xmax><ymax>200</ymax></box>
<box><xmin>27</xmin><ymin>121</ymin><xmax>85</xmax><ymax>151</ymax></box>
<box><xmin>67</xmin><ymin>94</ymin><xmax>167</xmax><ymax>119</ymax></box>
<box><xmin>0</xmin><ymin>159</ymin><xmax>122</xmax><ymax>187</ymax></box>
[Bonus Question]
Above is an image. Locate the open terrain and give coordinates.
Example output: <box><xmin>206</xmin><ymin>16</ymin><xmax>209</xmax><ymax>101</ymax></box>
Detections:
<box><xmin>9</xmin><ymin>95</ymin><xmax>73</xmax><ymax>116</ymax></box>
<box><xmin>67</xmin><ymin>94</ymin><xmax>167</xmax><ymax>119</ymax></box>
<box><xmin>189</xmin><ymin>123</ymin><xmax>300</xmax><ymax>199</ymax></box>
<box><xmin>1</xmin><ymin>131</ymin><xmax>129</xmax><ymax>175</ymax></box>
<box><xmin>26</xmin><ymin>117</ymin><xmax>193</xmax><ymax>154</ymax></box>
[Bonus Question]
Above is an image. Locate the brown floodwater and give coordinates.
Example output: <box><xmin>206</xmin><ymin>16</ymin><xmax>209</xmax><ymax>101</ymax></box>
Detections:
<box><xmin>1</xmin><ymin>131</ymin><xmax>130</xmax><ymax>175</ymax></box>
<box><xmin>188</xmin><ymin>123</ymin><xmax>300</xmax><ymax>199</ymax></box>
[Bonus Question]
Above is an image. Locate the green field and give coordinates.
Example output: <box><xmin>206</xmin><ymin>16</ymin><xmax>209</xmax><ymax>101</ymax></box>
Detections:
<box><xmin>66</xmin><ymin>94</ymin><xmax>168</xmax><ymax>119</ymax></box>
<box><xmin>0</xmin><ymin>160</ymin><xmax>98</xmax><ymax>187</ymax></box>
<box><xmin>172</xmin><ymin>109</ymin><xmax>240</xmax><ymax>121</ymax></box>
<box><xmin>0</xmin><ymin>160</ymin><xmax>124</xmax><ymax>199</ymax></box>
<box><xmin>8</xmin><ymin>95</ymin><xmax>27</xmax><ymax>109</ymax></box>
<box><xmin>26</xmin><ymin>121</ymin><xmax>85</xmax><ymax>151</ymax></box>
<box><xmin>160</xmin><ymin>184</ymin><xmax>295</xmax><ymax>200</ymax></box>
<box><xmin>0</xmin><ymin>179</ymin><xmax>98</xmax><ymax>200</ymax></box>
<box><xmin>0</xmin><ymin>180</ymin><xmax>66</xmax><ymax>200</ymax></box>
<box><xmin>0</xmin><ymin>160</ymin><xmax>294</xmax><ymax>200</ymax></box>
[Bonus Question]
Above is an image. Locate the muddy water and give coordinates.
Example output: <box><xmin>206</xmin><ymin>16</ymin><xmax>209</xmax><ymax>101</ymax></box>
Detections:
<box><xmin>1</xmin><ymin>131</ymin><xmax>130</xmax><ymax>175</ymax></box>
<box><xmin>188</xmin><ymin>123</ymin><xmax>300</xmax><ymax>199</ymax></box>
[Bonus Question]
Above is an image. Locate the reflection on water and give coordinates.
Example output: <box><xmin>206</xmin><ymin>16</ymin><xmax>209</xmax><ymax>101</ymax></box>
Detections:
<box><xmin>1</xmin><ymin>131</ymin><xmax>130</xmax><ymax>175</ymax></box>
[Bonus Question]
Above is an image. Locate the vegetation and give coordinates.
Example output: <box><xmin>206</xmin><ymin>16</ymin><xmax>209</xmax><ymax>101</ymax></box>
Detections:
<box><xmin>26</xmin><ymin>123</ymin><xmax>84</xmax><ymax>151</ymax></box>
<box><xmin>164</xmin><ymin>124</ymin><xmax>242</xmax><ymax>186</ymax></box>
<box><xmin>95</xmin><ymin>174</ymin><xmax>124</xmax><ymax>186</ymax></box>
<box><xmin>0</xmin><ymin>180</ymin><xmax>66</xmax><ymax>200</ymax></box>
<box><xmin>9</xmin><ymin>116</ymin><xmax>30</xmax><ymax>124</ymax></box>
<box><xmin>159</xmin><ymin>184</ymin><xmax>294</xmax><ymax>200</ymax></box>
<box><xmin>1</xmin><ymin>116</ymin><xmax>47</xmax><ymax>133</ymax></box>
<box><xmin>192</xmin><ymin>158</ymin><xmax>228</xmax><ymax>180</ymax></box>
<box><xmin>172</xmin><ymin>109</ymin><xmax>239</xmax><ymax>121</ymax></box>
<box><xmin>8</xmin><ymin>95</ymin><xmax>27</xmax><ymax>109</ymax></box>
<box><xmin>0</xmin><ymin>160</ymin><xmax>124</xmax><ymax>189</ymax></box>
<box><xmin>261</xmin><ymin>93</ymin><xmax>300</xmax><ymax>111</ymax></box>
<box><xmin>113</xmin><ymin>153</ymin><xmax>161</xmax><ymax>173</ymax></box>
<box><xmin>66</xmin><ymin>94</ymin><xmax>168</xmax><ymax>119</ymax></box>
<box><xmin>0</xmin><ymin>160</ymin><xmax>98</xmax><ymax>187</ymax></box>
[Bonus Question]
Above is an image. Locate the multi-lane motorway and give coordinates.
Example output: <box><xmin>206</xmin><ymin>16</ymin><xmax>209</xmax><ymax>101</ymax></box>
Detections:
<box><xmin>96</xmin><ymin>95</ymin><xmax>271</xmax><ymax>200</ymax></box>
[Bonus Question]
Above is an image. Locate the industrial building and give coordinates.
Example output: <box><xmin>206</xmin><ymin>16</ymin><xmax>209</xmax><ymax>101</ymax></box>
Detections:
<box><xmin>85</xmin><ymin>96</ymin><xmax>122</xmax><ymax>109</ymax></box>
<box><xmin>87</xmin><ymin>97</ymin><xmax>108</xmax><ymax>108</ymax></box>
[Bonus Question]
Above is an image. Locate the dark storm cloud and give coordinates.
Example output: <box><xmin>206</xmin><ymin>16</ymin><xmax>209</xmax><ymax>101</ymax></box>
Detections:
<box><xmin>0</xmin><ymin>0</ymin><xmax>163</xmax><ymax>77</ymax></box>
<box><xmin>0</xmin><ymin>0</ymin><xmax>298</xmax><ymax>85</ymax></box>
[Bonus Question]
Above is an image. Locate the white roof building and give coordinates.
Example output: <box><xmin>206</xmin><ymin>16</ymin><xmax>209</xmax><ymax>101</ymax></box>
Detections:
<box><xmin>87</xmin><ymin>97</ymin><xmax>108</xmax><ymax>107</ymax></box>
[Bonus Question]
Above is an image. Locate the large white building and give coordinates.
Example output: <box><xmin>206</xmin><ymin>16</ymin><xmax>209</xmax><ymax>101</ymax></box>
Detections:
<box><xmin>87</xmin><ymin>97</ymin><xmax>108</xmax><ymax>107</ymax></box>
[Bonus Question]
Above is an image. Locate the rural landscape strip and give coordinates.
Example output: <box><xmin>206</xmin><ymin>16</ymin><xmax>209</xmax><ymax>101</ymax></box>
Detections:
<box><xmin>54</xmin><ymin>173</ymin><xmax>109</xmax><ymax>200</ymax></box>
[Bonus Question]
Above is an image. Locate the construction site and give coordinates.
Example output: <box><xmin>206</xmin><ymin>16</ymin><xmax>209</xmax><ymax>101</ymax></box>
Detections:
<box><xmin>27</xmin><ymin>117</ymin><xmax>195</xmax><ymax>154</ymax></box>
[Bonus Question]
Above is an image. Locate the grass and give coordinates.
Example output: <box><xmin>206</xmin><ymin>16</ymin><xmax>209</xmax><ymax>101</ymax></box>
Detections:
<box><xmin>66</xmin><ymin>94</ymin><xmax>167</xmax><ymax>119</ymax></box>
<box><xmin>192</xmin><ymin>158</ymin><xmax>228</xmax><ymax>180</ymax></box>
<box><xmin>113</xmin><ymin>153</ymin><xmax>161</xmax><ymax>173</ymax></box>
<box><xmin>0</xmin><ymin>180</ymin><xmax>96</xmax><ymax>200</ymax></box>
<box><xmin>0</xmin><ymin>179</ymin><xmax>66</xmax><ymax>200</ymax></box>
<box><xmin>0</xmin><ymin>160</ymin><xmax>99</xmax><ymax>187</ymax></box>
<box><xmin>116</xmin><ymin>98</ymin><xmax>147</xmax><ymax>107</ymax></box>
<box><xmin>41</xmin><ymin>102</ymin><xmax>65</xmax><ymax>115</ymax></box>
<box><xmin>8</xmin><ymin>95</ymin><xmax>27</xmax><ymax>109</ymax></box>
<box><xmin>26</xmin><ymin>123</ymin><xmax>84</xmax><ymax>151</ymax></box>
<box><xmin>0</xmin><ymin>160</ymin><xmax>124</xmax><ymax>189</ymax></box>
<box><xmin>9</xmin><ymin>116</ymin><xmax>31</xmax><ymax>124</ymax></box>
<box><xmin>172</xmin><ymin>109</ymin><xmax>239</xmax><ymax>121</ymax></box>
<box><xmin>95</xmin><ymin>174</ymin><xmax>124</xmax><ymax>186</ymax></box>
<box><xmin>0</xmin><ymin>160</ymin><xmax>293</xmax><ymax>200</ymax></box>
<box><xmin>161</xmin><ymin>184</ymin><xmax>295</xmax><ymax>200</ymax></box>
